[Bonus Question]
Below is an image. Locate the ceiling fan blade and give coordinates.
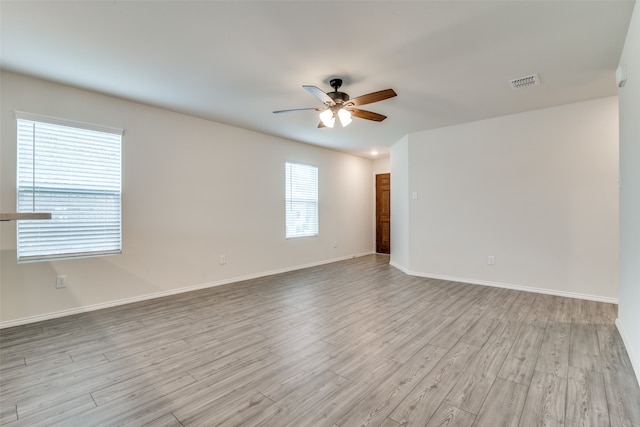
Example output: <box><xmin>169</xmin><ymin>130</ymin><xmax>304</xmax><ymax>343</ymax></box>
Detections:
<box><xmin>273</xmin><ymin>107</ymin><xmax>322</xmax><ymax>114</ymax></box>
<box><xmin>350</xmin><ymin>108</ymin><xmax>387</xmax><ymax>122</ymax></box>
<box><xmin>303</xmin><ymin>85</ymin><xmax>335</xmax><ymax>105</ymax></box>
<box><xmin>348</xmin><ymin>89</ymin><xmax>397</xmax><ymax>107</ymax></box>
<box><xmin>317</xmin><ymin>121</ymin><xmax>326</xmax><ymax>128</ymax></box>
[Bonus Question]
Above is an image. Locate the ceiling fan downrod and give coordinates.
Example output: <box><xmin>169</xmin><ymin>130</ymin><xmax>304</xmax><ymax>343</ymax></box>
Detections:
<box><xmin>328</xmin><ymin>78</ymin><xmax>349</xmax><ymax>105</ymax></box>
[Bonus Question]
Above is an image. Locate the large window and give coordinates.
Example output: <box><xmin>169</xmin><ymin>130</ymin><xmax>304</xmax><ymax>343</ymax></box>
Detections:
<box><xmin>16</xmin><ymin>112</ymin><xmax>122</xmax><ymax>262</ymax></box>
<box><xmin>285</xmin><ymin>162</ymin><xmax>318</xmax><ymax>238</ymax></box>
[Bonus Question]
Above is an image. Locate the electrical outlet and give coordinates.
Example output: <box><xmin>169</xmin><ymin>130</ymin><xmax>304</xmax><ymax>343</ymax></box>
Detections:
<box><xmin>333</xmin><ymin>241</ymin><xmax>337</xmax><ymax>248</ymax></box>
<box><xmin>487</xmin><ymin>256</ymin><xmax>495</xmax><ymax>265</ymax></box>
<box><xmin>56</xmin><ymin>275</ymin><xmax>67</xmax><ymax>288</ymax></box>
<box><xmin>219</xmin><ymin>255</ymin><xmax>226</xmax><ymax>265</ymax></box>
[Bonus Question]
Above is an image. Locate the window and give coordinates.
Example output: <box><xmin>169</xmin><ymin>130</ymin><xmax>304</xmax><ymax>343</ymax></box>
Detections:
<box><xmin>16</xmin><ymin>112</ymin><xmax>122</xmax><ymax>262</ymax></box>
<box><xmin>285</xmin><ymin>162</ymin><xmax>318</xmax><ymax>238</ymax></box>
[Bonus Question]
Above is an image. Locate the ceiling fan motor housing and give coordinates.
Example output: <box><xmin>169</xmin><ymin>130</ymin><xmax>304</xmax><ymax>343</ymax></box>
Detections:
<box><xmin>328</xmin><ymin>91</ymin><xmax>350</xmax><ymax>104</ymax></box>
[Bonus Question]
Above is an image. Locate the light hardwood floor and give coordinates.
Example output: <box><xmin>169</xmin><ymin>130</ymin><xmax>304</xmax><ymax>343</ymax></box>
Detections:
<box><xmin>1</xmin><ymin>255</ymin><xmax>639</xmax><ymax>426</ymax></box>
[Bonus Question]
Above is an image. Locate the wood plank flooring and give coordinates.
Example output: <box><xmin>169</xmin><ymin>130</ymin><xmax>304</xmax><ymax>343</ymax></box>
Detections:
<box><xmin>1</xmin><ymin>254</ymin><xmax>639</xmax><ymax>426</ymax></box>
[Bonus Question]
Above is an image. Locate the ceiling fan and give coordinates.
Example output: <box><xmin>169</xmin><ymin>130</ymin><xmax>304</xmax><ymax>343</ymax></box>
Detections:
<box><xmin>273</xmin><ymin>78</ymin><xmax>397</xmax><ymax>128</ymax></box>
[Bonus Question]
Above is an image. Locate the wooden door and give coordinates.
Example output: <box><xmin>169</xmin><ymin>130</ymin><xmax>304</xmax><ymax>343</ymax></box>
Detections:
<box><xmin>376</xmin><ymin>173</ymin><xmax>391</xmax><ymax>254</ymax></box>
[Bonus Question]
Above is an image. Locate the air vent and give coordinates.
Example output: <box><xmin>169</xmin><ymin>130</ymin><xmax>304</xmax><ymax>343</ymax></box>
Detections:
<box><xmin>509</xmin><ymin>74</ymin><xmax>540</xmax><ymax>89</ymax></box>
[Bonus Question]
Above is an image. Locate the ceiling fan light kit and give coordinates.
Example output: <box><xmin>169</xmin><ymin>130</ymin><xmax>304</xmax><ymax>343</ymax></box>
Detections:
<box><xmin>337</xmin><ymin>108</ymin><xmax>352</xmax><ymax>127</ymax></box>
<box><xmin>319</xmin><ymin>109</ymin><xmax>335</xmax><ymax>128</ymax></box>
<box><xmin>274</xmin><ymin>77</ymin><xmax>397</xmax><ymax>128</ymax></box>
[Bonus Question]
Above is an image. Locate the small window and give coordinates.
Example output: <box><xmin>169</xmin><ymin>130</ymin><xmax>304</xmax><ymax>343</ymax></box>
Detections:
<box><xmin>16</xmin><ymin>112</ymin><xmax>122</xmax><ymax>262</ymax></box>
<box><xmin>285</xmin><ymin>162</ymin><xmax>318</xmax><ymax>238</ymax></box>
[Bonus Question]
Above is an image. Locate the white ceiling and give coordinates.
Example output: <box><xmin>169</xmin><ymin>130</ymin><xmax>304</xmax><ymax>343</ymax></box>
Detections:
<box><xmin>0</xmin><ymin>1</ymin><xmax>634</xmax><ymax>158</ymax></box>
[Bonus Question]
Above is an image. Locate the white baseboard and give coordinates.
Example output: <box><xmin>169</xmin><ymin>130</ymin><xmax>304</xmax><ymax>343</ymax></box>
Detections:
<box><xmin>389</xmin><ymin>260</ymin><xmax>410</xmax><ymax>275</ymax></box>
<box><xmin>0</xmin><ymin>252</ymin><xmax>373</xmax><ymax>329</ymax></box>
<box><xmin>615</xmin><ymin>318</ymin><xmax>640</xmax><ymax>387</ymax></box>
<box><xmin>388</xmin><ymin>264</ymin><xmax>618</xmax><ymax>304</ymax></box>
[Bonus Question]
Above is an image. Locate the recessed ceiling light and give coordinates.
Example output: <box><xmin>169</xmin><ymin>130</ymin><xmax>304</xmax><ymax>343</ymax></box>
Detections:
<box><xmin>371</xmin><ymin>150</ymin><xmax>378</xmax><ymax>156</ymax></box>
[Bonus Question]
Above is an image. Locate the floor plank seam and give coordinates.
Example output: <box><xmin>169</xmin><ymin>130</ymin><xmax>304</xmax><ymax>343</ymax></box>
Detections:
<box><xmin>171</xmin><ymin>411</ymin><xmax>186</xmax><ymax>426</ymax></box>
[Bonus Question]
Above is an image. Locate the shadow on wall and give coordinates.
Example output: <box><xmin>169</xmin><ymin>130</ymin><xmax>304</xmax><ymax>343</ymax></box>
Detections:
<box><xmin>0</xmin><ymin>249</ymin><xmax>164</xmax><ymax>326</ymax></box>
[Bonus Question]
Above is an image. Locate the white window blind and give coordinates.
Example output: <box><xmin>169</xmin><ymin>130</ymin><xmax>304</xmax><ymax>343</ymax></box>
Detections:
<box><xmin>16</xmin><ymin>112</ymin><xmax>122</xmax><ymax>262</ymax></box>
<box><xmin>285</xmin><ymin>162</ymin><xmax>318</xmax><ymax>238</ymax></box>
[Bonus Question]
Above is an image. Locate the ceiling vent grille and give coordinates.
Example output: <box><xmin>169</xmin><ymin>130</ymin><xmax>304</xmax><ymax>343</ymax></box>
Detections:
<box><xmin>509</xmin><ymin>74</ymin><xmax>540</xmax><ymax>89</ymax></box>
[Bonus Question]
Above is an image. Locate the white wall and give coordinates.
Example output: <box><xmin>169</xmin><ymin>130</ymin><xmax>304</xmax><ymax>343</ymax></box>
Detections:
<box><xmin>617</xmin><ymin>1</ymin><xmax>640</xmax><ymax>386</ymax></box>
<box><xmin>372</xmin><ymin>157</ymin><xmax>390</xmax><ymax>176</ymax></box>
<box><xmin>392</xmin><ymin>97</ymin><xmax>619</xmax><ymax>301</ymax></box>
<box><xmin>0</xmin><ymin>71</ymin><xmax>374</xmax><ymax>326</ymax></box>
<box><xmin>390</xmin><ymin>136</ymin><xmax>410</xmax><ymax>270</ymax></box>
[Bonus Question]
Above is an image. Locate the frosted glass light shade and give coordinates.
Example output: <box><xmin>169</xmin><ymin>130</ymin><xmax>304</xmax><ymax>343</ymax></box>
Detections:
<box><xmin>319</xmin><ymin>109</ymin><xmax>335</xmax><ymax>128</ymax></box>
<box><xmin>338</xmin><ymin>109</ymin><xmax>352</xmax><ymax>127</ymax></box>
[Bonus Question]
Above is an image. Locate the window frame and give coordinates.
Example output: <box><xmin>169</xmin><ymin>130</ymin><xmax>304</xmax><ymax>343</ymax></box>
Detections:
<box><xmin>15</xmin><ymin>111</ymin><xmax>123</xmax><ymax>263</ymax></box>
<box><xmin>285</xmin><ymin>161</ymin><xmax>319</xmax><ymax>239</ymax></box>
